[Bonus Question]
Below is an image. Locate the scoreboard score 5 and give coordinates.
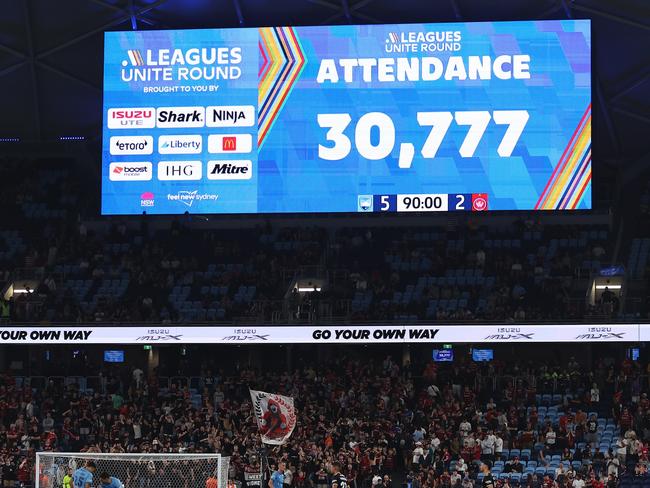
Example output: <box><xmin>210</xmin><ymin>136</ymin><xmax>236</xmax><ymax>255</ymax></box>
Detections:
<box><xmin>361</xmin><ymin>193</ymin><xmax>488</xmax><ymax>213</ymax></box>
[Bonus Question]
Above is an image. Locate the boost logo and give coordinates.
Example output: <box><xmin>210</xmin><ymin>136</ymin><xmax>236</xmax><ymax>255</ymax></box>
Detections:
<box><xmin>109</xmin><ymin>162</ymin><xmax>152</xmax><ymax>181</ymax></box>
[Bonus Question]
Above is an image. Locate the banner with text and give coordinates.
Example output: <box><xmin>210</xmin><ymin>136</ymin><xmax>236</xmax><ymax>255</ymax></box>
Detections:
<box><xmin>0</xmin><ymin>324</ymin><xmax>640</xmax><ymax>344</ymax></box>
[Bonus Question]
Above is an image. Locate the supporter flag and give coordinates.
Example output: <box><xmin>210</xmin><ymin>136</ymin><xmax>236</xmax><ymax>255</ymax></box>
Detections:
<box><xmin>249</xmin><ymin>389</ymin><xmax>297</xmax><ymax>445</ymax></box>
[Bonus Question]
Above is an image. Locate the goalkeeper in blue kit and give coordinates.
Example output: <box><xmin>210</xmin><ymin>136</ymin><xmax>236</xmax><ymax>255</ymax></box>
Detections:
<box><xmin>99</xmin><ymin>473</ymin><xmax>125</xmax><ymax>488</ymax></box>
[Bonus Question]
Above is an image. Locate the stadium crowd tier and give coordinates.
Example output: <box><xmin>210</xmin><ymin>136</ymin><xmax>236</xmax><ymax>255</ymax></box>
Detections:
<box><xmin>0</xmin><ymin>216</ymin><xmax>625</xmax><ymax>324</ymax></box>
<box><xmin>0</xmin><ymin>345</ymin><xmax>649</xmax><ymax>488</ymax></box>
<box><xmin>0</xmin><ymin>159</ymin><xmax>642</xmax><ymax>325</ymax></box>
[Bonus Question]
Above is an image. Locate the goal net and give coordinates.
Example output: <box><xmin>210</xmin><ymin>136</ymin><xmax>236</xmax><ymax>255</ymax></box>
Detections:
<box><xmin>36</xmin><ymin>453</ymin><xmax>230</xmax><ymax>488</ymax></box>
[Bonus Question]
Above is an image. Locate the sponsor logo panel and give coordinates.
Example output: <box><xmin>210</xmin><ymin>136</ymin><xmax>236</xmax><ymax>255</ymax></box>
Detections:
<box><xmin>167</xmin><ymin>190</ymin><xmax>218</xmax><ymax>207</ymax></box>
<box><xmin>135</xmin><ymin>329</ymin><xmax>183</xmax><ymax>341</ymax></box>
<box><xmin>109</xmin><ymin>162</ymin><xmax>153</xmax><ymax>181</ymax></box>
<box><xmin>207</xmin><ymin>134</ymin><xmax>253</xmax><ymax>154</ymax></box>
<box><xmin>109</xmin><ymin>136</ymin><xmax>153</xmax><ymax>155</ymax></box>
<box><xmin>107</xmin><ymin>108</ymin><xmax>155</xmax><ymax>129</ymax></box>
<box><xmin>158</xmin><ymin>161</ymin><xmax>202</xmax><ymax>181</ymax></box>
<box><xmin>156</xmin><ymin>106</ymin><xmax>205</xmax><ymax>128</ymax></box>
<box><xmin>575</xmin><ymin>327</ymin><xmax>627</xmax><ymax>340</ymax></box>
<box><xmin>140</xmin><ymin>191</ymin><xmax>155</xmax><ymax>207</ymax></box>
<box><xmin>208</xmin><ymin>160</ymin><xmax>252</xmax><ymax>180</ymax></box>
<box><xmin>158</xmin><ymin>135</ymin><xmax>203</xmax><ymax>154</ymax></box>
<box><xmin>206</xmin><ymin>105</ymin><xmax>256</xmax><ymax>127</ymax></box>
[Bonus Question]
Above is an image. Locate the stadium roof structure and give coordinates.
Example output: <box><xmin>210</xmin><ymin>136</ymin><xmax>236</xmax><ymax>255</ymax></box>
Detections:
<box><xmin>0</xmin><ymin>0</ymin><xmax>648</xmax><ymax>178</ymax></box>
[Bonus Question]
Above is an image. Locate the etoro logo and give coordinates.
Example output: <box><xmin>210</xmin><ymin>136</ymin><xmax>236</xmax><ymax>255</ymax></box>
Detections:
<box><xmin>109</xmin><ymin>162</ymin><xmax>152</xmax><ymax>181</ymax></box>
<box><xmin>107</xmin><ymin>108</ymin><xmax>155</xmax><ymax>129</ymax></box>
<box><xmin>109</xmin><ymin>135</ymin><xmax>153</xmax><ymax>155</ymax></box>
<box><xmin>208</xmin><ymin>160</ymin><xmax>252</xmax><ymax>180</ymax></box>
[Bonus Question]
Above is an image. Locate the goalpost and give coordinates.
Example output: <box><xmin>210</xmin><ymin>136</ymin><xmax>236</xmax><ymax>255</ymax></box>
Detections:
<box><xmin>36</xmin><ymin>453</ymin><xmax>230</xmax><ymax>488</ymax></box>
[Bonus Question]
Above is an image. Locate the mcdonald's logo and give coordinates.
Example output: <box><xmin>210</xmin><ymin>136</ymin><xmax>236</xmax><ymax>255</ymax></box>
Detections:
<box><xmin>208</xmin><ymin>134</ymin><xmax>252</xmax><ymax>154</ymax></box>
<box><xmin>222</xmin><ymin>136</ymin><xmax>237</xmax><ymax>151</ymax></box>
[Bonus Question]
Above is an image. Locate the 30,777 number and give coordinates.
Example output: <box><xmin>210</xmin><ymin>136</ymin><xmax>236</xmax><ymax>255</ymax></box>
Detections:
<box><xmin>318</xmin><ymin>110</ymin><xmax>529</xmax><ymax>167</ymax></box>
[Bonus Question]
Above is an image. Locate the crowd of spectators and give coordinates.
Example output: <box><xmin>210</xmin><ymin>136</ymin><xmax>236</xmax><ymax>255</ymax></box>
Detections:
<box><xmin>1</xmin><ymin>348</ymin><xmax>650</xmax><ymax>488</ymax></box>
<box><xmin>0</xmin><ymin>158</ymin><xmax>644</xmax><ymax>325</ymax></box>
<box><xmin>321</xmin><ymin>222</ymin><xmax>614</xmax><ymax>323</ymax></box>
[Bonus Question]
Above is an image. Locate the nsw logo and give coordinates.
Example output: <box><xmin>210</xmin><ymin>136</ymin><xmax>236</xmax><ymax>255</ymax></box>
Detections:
<box><xmin>140</xmin><ymin>192</ymin><xmax>154</xmax><ymax>207</ymax></box>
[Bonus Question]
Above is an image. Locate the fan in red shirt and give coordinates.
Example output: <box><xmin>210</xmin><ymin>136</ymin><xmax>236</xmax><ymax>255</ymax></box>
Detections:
<box><xmin>620</xmin><ymin>408</ymin><xmax>632</xmax><ymax>430</ymax></box>
<box><xmin>590</xmin><ymin>474</ymin><xmax>604</xmax><ymax>488</ymax></box>
<box><xmin>41</xmin><ymin>430</ymin><xmax>57</xmax><ymax>449</ymax></box>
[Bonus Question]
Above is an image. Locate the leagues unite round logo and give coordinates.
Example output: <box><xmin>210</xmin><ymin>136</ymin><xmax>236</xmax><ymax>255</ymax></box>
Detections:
<box><xmin>385</xmin><ymin>30</ymin><xmax>462</xmax><ymax>53</ymax></box>
<box><xmin>120</xmin><ymin>47</ymin><xmax>243</xmax><ymax>83</ymax></box>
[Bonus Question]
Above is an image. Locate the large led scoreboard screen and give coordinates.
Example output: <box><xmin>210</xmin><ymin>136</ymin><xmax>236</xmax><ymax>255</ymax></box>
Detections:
<box><xmin>101</xmin><ymin>19</ymin><xmax>591</xmax><ymax>215</ymax></box>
